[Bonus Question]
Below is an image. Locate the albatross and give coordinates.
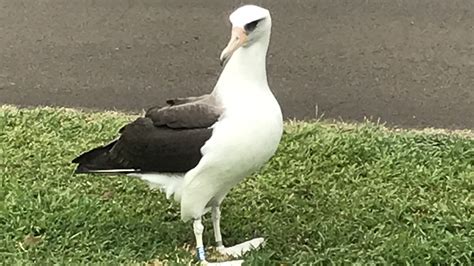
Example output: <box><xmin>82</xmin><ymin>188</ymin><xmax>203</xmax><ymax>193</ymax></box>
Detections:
<box><xmin>72</xmin><ymin>5</ymin><xmax>282</xmax><ymax>263</ymax></box>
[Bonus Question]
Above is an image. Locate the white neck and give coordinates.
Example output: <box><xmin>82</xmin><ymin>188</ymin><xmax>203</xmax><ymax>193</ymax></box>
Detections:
<box><xmin>214</xmin><ymin>34</ymin><xmax>271</xmax><ymax>93</ymax></box>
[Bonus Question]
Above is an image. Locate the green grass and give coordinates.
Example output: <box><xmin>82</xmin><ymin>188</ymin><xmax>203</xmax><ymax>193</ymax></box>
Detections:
<box><xmin>0</xmin><ymin>105</ymin><xmax>473</xmax><ymax>265</ymax></box>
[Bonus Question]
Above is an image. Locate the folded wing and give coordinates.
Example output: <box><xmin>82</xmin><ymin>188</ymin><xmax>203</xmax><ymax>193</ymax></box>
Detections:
<box><xmin>72</xmin><ymin>94</ymin><xmax>222</xmax><ymax>173</ymax></box>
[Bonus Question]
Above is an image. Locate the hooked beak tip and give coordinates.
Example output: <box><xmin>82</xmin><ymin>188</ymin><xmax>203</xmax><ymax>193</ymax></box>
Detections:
<box><xmin>220</xmin><ymin>53</ymin><xmax>229</xmax><ymax>67</ymax></box>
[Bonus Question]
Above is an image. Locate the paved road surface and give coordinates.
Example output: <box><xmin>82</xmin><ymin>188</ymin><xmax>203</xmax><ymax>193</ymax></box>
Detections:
<box><xmin>0</xmin><ymin>0</ymin><xmax>473</xmax><ymax>129</ymax></box>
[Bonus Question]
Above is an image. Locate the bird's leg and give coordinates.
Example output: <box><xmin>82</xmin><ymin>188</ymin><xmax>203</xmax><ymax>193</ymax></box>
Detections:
<box><xmin>211</xmin><ymin>206</ymin><xmax>263</xmax><ymax>258</ymax></box>
<box><xmin>193</xmin><ymin>218</ymin><xmax>206</xmax><ymax>262</ymax></box>
<box><xmin>212</xmin><ymin>206</ymin><xmax>225</xmax><ymax>251</ymax></box>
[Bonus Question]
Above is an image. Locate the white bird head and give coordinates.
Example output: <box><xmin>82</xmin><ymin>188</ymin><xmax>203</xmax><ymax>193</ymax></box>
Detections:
<box><xmin>220</xmin><ymin>5</ymin><xmax>272</xmax><ymax>66</ymax></box>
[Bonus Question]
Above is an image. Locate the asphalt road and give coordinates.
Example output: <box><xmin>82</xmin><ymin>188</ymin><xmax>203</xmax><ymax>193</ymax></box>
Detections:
<box><xmin>0</xmin><ymin>0</ymin><xmax>473</xmax><ymax>129</ymax></box>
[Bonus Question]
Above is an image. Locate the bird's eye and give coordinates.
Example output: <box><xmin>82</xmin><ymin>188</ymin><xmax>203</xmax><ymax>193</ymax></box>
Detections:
<box><xmin>244</xmin><ymin>19</ymin><xmax>263</xmax><ymax>33</ymax></box>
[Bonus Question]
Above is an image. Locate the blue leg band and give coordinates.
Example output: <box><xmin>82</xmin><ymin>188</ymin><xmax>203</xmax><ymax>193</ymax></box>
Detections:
<box><xmin>197</xmin><ymin>246</ymin><xmax>206</xmax><ymax>261</ymax></box>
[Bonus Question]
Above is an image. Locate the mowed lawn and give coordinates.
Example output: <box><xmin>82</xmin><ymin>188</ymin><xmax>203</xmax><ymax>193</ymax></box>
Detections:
<box><xmin>0</xmin><ymin>106</ymin><xmax>473</xmax><ymax>265</ymax></box>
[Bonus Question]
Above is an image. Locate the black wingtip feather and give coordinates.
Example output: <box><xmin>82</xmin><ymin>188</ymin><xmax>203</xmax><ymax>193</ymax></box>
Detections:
<box><xmin>72</xmin><ymin>141</ymin><xmax>122</xmax><ymax>173</ymax></box>
<box><xmin>74</xmin><ymin>164</ymin><xmax>92</xmax><ymax>174</ymax></box>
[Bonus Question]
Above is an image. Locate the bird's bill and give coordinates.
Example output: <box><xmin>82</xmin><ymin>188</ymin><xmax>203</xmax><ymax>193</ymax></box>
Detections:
<box><xmin>220</xmin><ymin>27</ymin><xmax>247</xmax><ymax>66</ymax></box>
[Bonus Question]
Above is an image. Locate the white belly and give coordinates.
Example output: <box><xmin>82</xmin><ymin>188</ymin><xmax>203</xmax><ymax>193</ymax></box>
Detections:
<box><xmin>180</xmin><ymin>93</ymin><xmax>283</xmax><ymax>221</ymax></box>
<box><xmin>208</xmin><ymin>112</ymin><xmax>282</xmax><ymax>177</ymax></box>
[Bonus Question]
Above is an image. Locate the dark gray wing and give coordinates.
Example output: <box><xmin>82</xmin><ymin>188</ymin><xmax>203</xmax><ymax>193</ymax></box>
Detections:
<box><xmin>165</xmin><ymin>94</ymin><xmax>211</xmax><ymax>106</ymax></box>
<box><xmin>72</xmin><ymin>94</ymin><xmax>222</xmax><ymax>173</ymax></box>
<box><xmin>145</xmin><ymin>101</ymin><xmax>221</xmax><ymax>129</ymax></box>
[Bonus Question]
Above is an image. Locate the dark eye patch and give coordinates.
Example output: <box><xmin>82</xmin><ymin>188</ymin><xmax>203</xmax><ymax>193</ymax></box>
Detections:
<box><xmin>244</xmin><ymin>18</ymin><xmax>263</xmax><ymax>33</ymax></box>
